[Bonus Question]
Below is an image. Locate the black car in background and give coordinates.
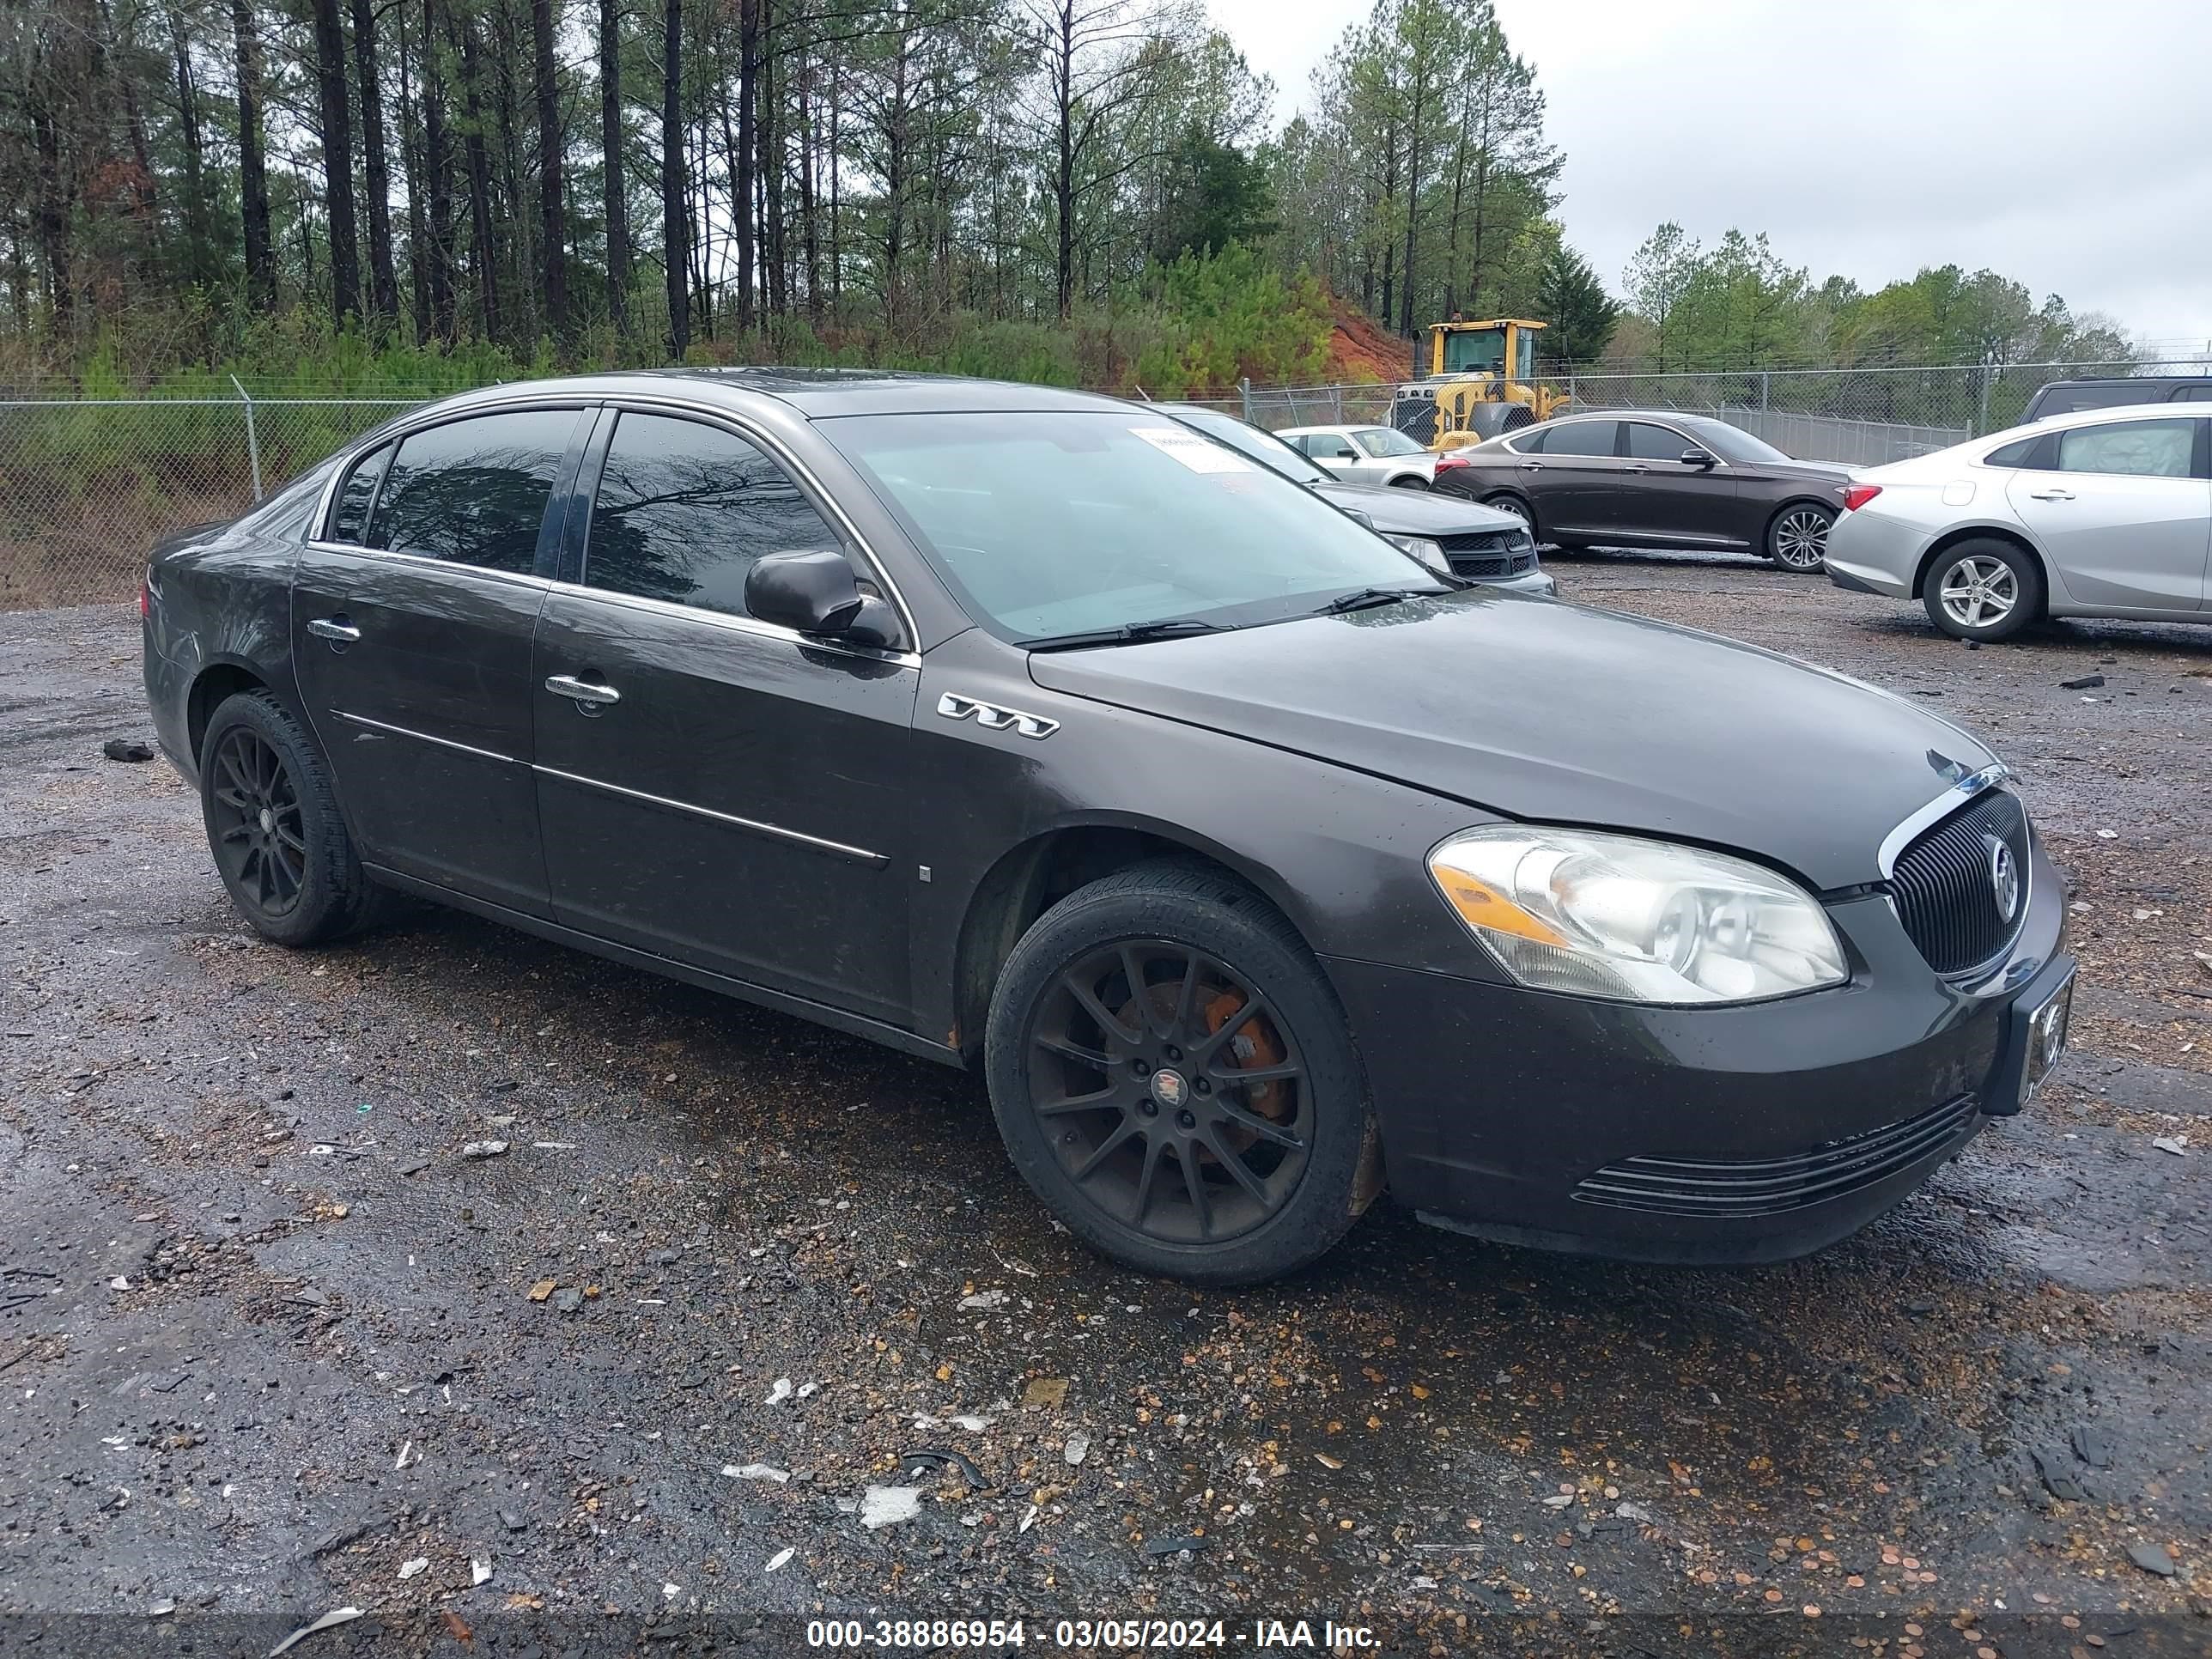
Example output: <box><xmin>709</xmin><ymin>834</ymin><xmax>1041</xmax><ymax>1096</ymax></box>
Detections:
<box><xmin>2022</xmin><ymin>377</ymin><xmax>2212</xmax><ymax>422</ymax></box>
<box><xmin>143</xmin><ymin>370</ymin><xmax>2073</xmax><ymax>1285</ymax></box>
<box><xmin>1443</xmin><ymin>410</ymin><xmax>1854</xmax><ymax>572</ymax></box>
<box><xmin>1153</xmin><ymin>404</ymin><xmax>1551</xmax><ymax>592</ymax></box>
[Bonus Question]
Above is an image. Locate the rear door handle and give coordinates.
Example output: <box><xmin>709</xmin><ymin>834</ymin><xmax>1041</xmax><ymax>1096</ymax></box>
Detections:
<box><xmin>1518</xmin><ymin>461</ymin><xmax>1545</xmax><ymax>471</ymax></box>
<box><xmin>1624</xmin><ymin>464</ymin><xmax>1651</xmax><ymax>474</ymax></box>
<box><xmin>2027</xmin><ymin>489</ymin><xmax>2075</xmax><ymax>501</ymax></box>
<box><xmin>546</xmin><ymin>674</ymin><xmax>621</xmax><ymax>708</ymax></box>
<box><xmin>306</xmin><ymin>617</ymin><xmax>361</xmax><ymax>643</ymax></box>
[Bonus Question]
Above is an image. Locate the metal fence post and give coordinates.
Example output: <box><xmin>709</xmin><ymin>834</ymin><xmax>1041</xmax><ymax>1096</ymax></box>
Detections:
<box><xmin>1759</xmin><ymin>372</ymin><xmax>1771</xmax><ymax>411</ymax></box>
<box><xmin>1238</xmin><ymin>378</ymin><xmax>1253</xmax><ymax>422</ymax></box>
<box><xmin>231</xmin><ymin>374</ymin><xmax>264</xmax><ymax>501</ymax></box>
<box><xmin>1975</xmin><ymin>366</ymin><xmax>1993</xmax><ymax>437</ymax></box>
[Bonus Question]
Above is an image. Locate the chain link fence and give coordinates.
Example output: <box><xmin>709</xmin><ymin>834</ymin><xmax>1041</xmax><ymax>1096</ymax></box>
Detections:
<box><xmin>6</xmin><ymin>357</ymin><xmax>2209</xmax><ymax>611</ymax></box>
<box><xmin>0</xmin><ymin>390</ymin><xmax>417</xmax><ymax>611</ymax></box>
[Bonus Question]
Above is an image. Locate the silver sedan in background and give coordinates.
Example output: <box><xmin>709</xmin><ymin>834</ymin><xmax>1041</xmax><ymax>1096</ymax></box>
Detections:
<box><xmin>1279</xmin><ymin>422</ymin><xmax>1449</xmax><ymax>489</ymax></box>
<box><xmin>1825</xmin><ymin>404</ymin><xmax>2212</xmax><ymax>641</ymax></box>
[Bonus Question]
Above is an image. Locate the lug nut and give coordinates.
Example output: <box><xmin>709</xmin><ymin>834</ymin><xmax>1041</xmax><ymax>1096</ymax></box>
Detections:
<box><xmin>1193</xmin><ymin>1077</ymin><xmax>1211</xmax><ymax>1095</ymax></box>
<box><xmin>1176</xmin><ymin>1110</ymin><xmax>1196</xmax><ymax>1129</ymax></box>
<box><xmin>1132</xmin><ymin>1059</ymin><xmax>1151</xmax><ymax>1078</ymax></box>
<box><xmin>1139</xmin><ymin>1100</ymin><xmax>1158</xmax><ymax>1116</ymax></box>
<box><xmin>1163</xmin><ymin>1043</ymin><xmax>1182</xmax><ymax>1062</ymax></box>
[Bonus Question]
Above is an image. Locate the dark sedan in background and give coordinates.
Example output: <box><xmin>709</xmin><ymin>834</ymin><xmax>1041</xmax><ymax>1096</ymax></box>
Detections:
<box><xmin>1443</xmin><ymin>410</ymin><xmax>1854</xmax><ymax>572</ymax></box>
<box><xmin>1154</xmin><ymin>404</ymin><xmax>1552</xmax><ymax>592</ymax></box>
<box><xmin>143</xmin><ymin>370</ymin><xmax>2071</xmax><ymax>1285</ymax></box>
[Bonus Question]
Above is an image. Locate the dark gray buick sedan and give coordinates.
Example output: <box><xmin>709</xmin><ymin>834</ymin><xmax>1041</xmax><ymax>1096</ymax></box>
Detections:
<box><xmin>143</xmin><ymin>370</ymin><xmax>2075</xmax><ymax>1285</ymax></box>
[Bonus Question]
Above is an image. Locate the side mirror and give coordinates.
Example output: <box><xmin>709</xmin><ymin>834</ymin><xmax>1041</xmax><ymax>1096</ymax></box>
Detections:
<box><xmin>1680</xmin><ymin>447</ymin><xmax>1717</xmax><ymax>469</ymax></box>
<box><xmin>744</xmin><ymin>550</ymin><xmax>900</xmax><ymax>648</ymax></box>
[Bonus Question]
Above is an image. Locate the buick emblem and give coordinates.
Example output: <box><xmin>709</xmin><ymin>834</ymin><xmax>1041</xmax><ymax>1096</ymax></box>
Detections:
<box><xmin>1150</xmin><ymin>1069</ymin><xmax>1188</xmax><ymax>1110</ymax></box>
<box><xmin>1985</xmin><ymin>836</ymin><xmax>2020</xmax><ymax>923</ymax></box>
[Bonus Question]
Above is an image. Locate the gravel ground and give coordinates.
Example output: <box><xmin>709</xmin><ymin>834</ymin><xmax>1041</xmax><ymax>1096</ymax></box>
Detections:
<box><xmin>1</xmin><ymin>559</ymin><xmax>2208</xmax><ymax>1658</ymax></box>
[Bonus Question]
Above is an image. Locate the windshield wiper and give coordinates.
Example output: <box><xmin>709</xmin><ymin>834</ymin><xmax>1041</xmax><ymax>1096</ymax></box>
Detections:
<box><xmin>1023</xmin><ymin>617</ymin><xmax>1228</xmax><ymax>652</ymax></box>
<box><xmin>1315</xmin><ymin>586</ymin><xmax>1431</xmax><ymax>616</ymax></box>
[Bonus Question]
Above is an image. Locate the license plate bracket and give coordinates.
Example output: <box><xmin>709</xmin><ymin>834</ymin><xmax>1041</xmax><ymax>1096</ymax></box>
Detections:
<box><xmin>1982</xmin><ymin>962</ymin><xmax>2075</xmax><ymax>1117</ymax></box>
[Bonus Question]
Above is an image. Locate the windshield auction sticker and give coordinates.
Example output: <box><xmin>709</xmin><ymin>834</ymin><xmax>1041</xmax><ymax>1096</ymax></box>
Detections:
<box><xmin>1131</xmin><ymin>425</ymin><xmax>1257</xmax><ymax>474</ymax></box>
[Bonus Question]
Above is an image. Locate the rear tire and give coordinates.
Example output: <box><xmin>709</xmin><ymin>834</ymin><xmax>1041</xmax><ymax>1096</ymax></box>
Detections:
<box><xmin>1921</xmin><ymin>538</ymin><xmax>2043</xmax><ymax>641</ymax></box>
<box><xmin>1390</xmin><ymin>474</ymin><xmax>1430</xmax><ymax>490</ymax></box>
<box><xmin>984</xmin><ymin>861</ymin><xmax>1377</xmax><ymax>1285</ymax></box>
<box><xmin>1765</xmin><ymin>502</ymin><xmax>1834</xmax><ymax>572</ymax></box>
<box><xmin>199</xmin><ymin>690</ymin><xmax>389</xmax><ymax>946</ymax></box>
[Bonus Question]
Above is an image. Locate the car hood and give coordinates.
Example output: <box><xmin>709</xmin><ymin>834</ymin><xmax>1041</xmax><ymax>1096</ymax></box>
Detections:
<box><xmin>1310</xmin><ymin>480</ymin><xmax>1523</xmax><ymax>536</ymax></box>
<box><xmin>1025</xmin><ymin>590</ymin><xmax>1996</xmax><ymax>890</ymax></box>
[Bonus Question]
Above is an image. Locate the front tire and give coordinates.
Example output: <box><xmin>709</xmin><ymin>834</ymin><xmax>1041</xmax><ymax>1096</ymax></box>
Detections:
<box><xmin>1922</xmin><ymin>538</ymin><xmax>2042</xmax><ymax>641</ymax></box>
<box><xmin>1483</xmin><ymin>491</ymin><xmax>1537</xmax><ymax>536</ymax></box>
<box><xmin>1766</xmin><ymin>502</ymin><xmax>1833</xmax><ymax>572</ymax></box>
<box><xmin>199</xmin><ymin>690</ymin><xmax>387</xmax><ymax>946</ymax></box>
<box><xmin>1391</xmin><ymin>474</ymin><xmax>1430</xmax><ymax>490</ymax></box>
<box><xmin>984</xmin><ymin>862</ymin><xmax>1377</xmax><ymax>1285</ymax></box>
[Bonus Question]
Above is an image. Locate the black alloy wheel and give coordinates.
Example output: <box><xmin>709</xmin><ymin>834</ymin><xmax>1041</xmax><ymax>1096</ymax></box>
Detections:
<box><xmin>1025</xmin><ymin>939</ymin><xmax>1312</xmax><ymax>1246</ymax></box>
<box><xmin>198</xmin><ymin>689</ymin><xmax>390</xmax><ymax>945</ymax></box>
<box><xmin>985</xmin><ymin>861</ymin><xmax>1376</xmax><ymax>1285</ymax></box>
<box><xmin>208</xmin><ymin>725</ymin><xmax>307</xmax><ymax>919</ymax></box>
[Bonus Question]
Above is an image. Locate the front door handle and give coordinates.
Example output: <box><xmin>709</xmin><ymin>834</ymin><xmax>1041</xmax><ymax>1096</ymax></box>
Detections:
<box><xmin>2027</xmin><ymin>488</ymin><xmax>2075</xmax><ymax>501</ymax></box>
<box><xmin>546</xmin><ymin>674</ymin><xmax>621</xmax><ymax>708</ymax></box>
<box><xmin>1518</xmin><ymin>461</ymin><xmax>1546</xmax><ymax>471</ymax></box>
<box><xmin>307</xmin><ymin>617</ymin><xmax>361</xmax><ymax>643</ymax></box>
<box><xmin>1624</xmin><ymin>464</ymin><xmax>1650</xmax><ymax>473</ymax></box>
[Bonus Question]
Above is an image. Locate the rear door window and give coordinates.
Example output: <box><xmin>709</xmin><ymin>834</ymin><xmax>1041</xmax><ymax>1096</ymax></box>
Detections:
<box><xmin>2053</xmin><ymin>418</ymin><xmax>2197</xmax><ymax>479</ymax></box>
<box><xmin>327</xmin><ymin>444</ymin><xmax>392</xmax><ymax>544</ymax></box>
<box><xmin>1983</xmin><ymin>432</ymin><xmax>2057</xmax><ymax>470</ymax></box>
<box><xmin>367</xmin><ymin>408</ymin><xmax>581</xmax><ymax>574</ymax></box>
<box><xmin>581</xmin><ymin>411</ymin><xmax>842</xmax><ymax>618</ymax></box>
<box><xmin>1540</xmin><ymin>421</ymin><xmax>1620</xmax><ymax>458</ymax></box>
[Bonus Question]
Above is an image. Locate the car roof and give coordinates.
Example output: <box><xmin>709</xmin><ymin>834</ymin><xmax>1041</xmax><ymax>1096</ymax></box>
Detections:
<box><xmin>409</xmin><ymin>368</ymin><xmax>1131</xmax><ymax>420</ymax></box>
<box><xmin>2033</xmin><ymin>376</ymin><xmax>2211</xmax><ymax>390</ymax></box>
<box><xmin>1978</xmin><ymin>400</ymin><xmax>2211</xmax><ymax>447</ymax></box>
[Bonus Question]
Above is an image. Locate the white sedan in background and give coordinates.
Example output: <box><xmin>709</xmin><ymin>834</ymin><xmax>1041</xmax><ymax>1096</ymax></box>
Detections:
<box><xmin>1826</xmin><ymin>403</ymin><xmax>2211</xmax><ymax>641</ymax></box>
<box><xmin>1279</xmin><ymin>422</ymin><xmax>1453</xmax><ymax>489</ymax></box>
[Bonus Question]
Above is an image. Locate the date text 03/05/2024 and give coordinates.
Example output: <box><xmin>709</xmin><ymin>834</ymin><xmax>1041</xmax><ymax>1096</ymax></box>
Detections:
<box><xmin>803</xmin><ymin>1618</ymin><xmax>1382</xmax><ymax>1650</ymax></box>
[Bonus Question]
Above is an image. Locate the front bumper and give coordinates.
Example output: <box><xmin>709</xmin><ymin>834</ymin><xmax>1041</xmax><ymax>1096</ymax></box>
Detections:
<box><xmin>1478</xmin><ymin>566</ymin><xmax>1556</xmax><ymax>598</ymax></box>
<box><xmin>1326</xmin><ymin>836</ymin><xmax>2069</xmax><ymax>1265</ymax></box>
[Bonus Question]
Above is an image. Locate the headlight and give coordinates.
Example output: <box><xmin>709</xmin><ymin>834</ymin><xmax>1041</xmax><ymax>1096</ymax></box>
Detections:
<box><xmin>1427</xmin><ymin>826</ymin><xmax>1847</xmax><ymax>1005</ymax></box>
<box><xmin>1384</xmin><ymin>533</ymin><xmax>1450</xmax><ymax>576</ymax></box>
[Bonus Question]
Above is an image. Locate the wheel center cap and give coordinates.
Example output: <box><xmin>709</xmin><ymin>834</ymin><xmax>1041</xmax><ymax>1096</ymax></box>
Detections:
<box><xmin>258</xmin><ymin>807</ymin><xmax>274</xmax><ymax>833</ymax></box>
<box><xmin>1149</xmin><ymin>1068</ymin><xmax>1188</xmax><ymax>1111</ymax></box>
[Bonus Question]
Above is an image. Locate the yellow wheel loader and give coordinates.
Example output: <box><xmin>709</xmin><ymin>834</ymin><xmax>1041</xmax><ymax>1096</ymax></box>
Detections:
<box><xmin>1390</xmin><ymin>319</ymin><xmax>1573</xmax><ymax>452</ymax></box>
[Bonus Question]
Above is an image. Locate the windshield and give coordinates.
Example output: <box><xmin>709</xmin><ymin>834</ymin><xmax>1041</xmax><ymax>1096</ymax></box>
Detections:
<box><xmin>1164</xmin><ymin>407</ymin><xmax>1329</xmax><ymax>485</ymax></box>
<box><xmin>1674</xmin><ymin>415</ymin><xmax>1792</xmax><ymax>465</ymax></box>
<box><xmin>820</xmin><ymin>410</ymin><xmax>1440</xmax><ymax>642</ymax></box>
<box><xmin>1353</xmin><ymin>426</ymin><xmax>1426</xmax><ymax>458</ymax></box>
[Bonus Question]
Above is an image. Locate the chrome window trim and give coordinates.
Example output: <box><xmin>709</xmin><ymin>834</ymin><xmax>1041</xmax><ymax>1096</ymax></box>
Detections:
<box><xmin>331</xmin><ymin>709</ymin><xmax>520</xmax><ymax>766</ymax></box>
<box><xmin>1875</xmin><ymin>762</ymin><xmax>2014</xmax><ymax>877</ymax></box>
<box><xmin>298</xmin><ymin>539</ymin><xmax>555</xmax><ymax>592</ymax></box>
<box><xmin>586</xmin><ymin>392</ymin><xmax>921</xmax><ymax>652</ymax></box>
<box><xmin>533</xmin><ymin>765</ymin><xmax>888</xmax><ymax>866</ymax></box>
<box><xmin>543</xmin><ymin>579</ymin><xmax>921</xmax><ymax>670</ymax></box>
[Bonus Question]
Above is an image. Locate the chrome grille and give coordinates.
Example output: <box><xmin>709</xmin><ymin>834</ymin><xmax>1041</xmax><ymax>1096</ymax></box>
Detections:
<box><xmin>1571</xmin><ymin>1094</ymin><xmax>1979</xmax><ymax>1218</ymax></box>
<box><xmin>1887</xmin><ymin>789</ymin><xmax>2031</xmax><ymax>978</ymax></box>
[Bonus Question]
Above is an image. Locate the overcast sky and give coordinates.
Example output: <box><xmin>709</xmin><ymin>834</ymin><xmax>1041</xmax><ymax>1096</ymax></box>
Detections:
<box><xmin>1205</xmin><ymin>0</ymin><xmax>2212</xmax><ymax>356</ymax></box>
